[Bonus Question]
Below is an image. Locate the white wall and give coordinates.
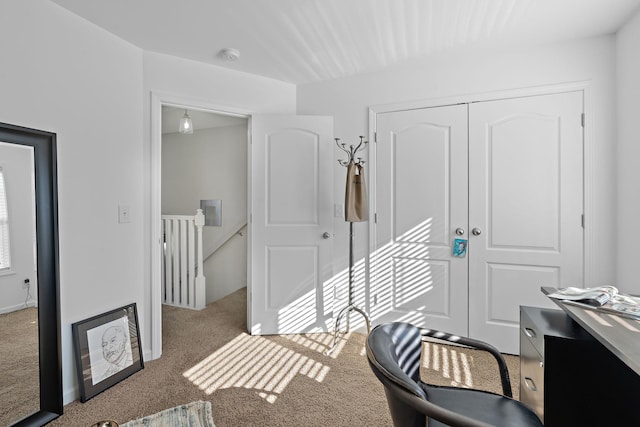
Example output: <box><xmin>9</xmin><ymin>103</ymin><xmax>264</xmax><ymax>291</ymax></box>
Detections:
<box><xmin>616</xmin><ymin>10</ymin><xmax>640</xmax><ymax>295</ymax></box>
<box><xmin>203</xmin><ymin>225</ymin><xmax>248</xmax><ymax>302</ymax></box>
<box><xmin>0</xmin><ymin>144</ymin><xmax>37</xmax><ymax>313</ymax></box>
<box><xmin>298</xmin><ymin>36</ymin><xmax>618</xmax><ymax>305</ymax></box>
<box><xmin>1</xmin><ymin>3</ymin><xmax>297</xmax><ymax>404</ymax></box>
<box><xmin>0</xmin><ymin>0</ymin><xmax>145</xmax><ymax>404</ymax></box>
<box><xmin>162</xmin><ymin>124</ymin><xmax>248</xmax><ymax>303</ymax></box>
<box><xmin>0</xmin><ymin>3</ymin><xmax>297</xmax><ymax>402</ymax></box>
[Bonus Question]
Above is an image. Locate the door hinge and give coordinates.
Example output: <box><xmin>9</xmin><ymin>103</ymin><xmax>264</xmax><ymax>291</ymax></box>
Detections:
<box><xmin>374</xmin><ymin>213</ymin><xmax>377</xmax><ymax>223</ymax></box>
<box><xmin>581</xmin><ymin>113</ymin><xmax>585</xmax><ymax>127</ymax></box>
<box><xmin>374</xmin><ymin>131</ymin><xmax>377</xmax><ymax>143</ymax></box>
<box><xmin>581</xmin><ymin>214</ymin><xmax>585</xmax><ymax>228</ymax></box>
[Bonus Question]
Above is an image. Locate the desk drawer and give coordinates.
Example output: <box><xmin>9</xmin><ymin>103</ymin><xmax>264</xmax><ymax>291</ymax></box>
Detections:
<box><xmin>520</xmin><ymin>307</ymin><xmax>544</xmax><ymax>356</ymax></box>
<box><xmin>519</xmin><ymin>332</ymin><xmax>544</xmax><ymax>422</ymax></box>
<box><xmin>520</xmin><ymin>306</ymin><xmax>590</xmax><ymax>356</ymax></box>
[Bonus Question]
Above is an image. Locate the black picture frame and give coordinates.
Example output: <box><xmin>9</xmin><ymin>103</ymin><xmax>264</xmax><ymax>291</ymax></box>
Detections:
<box><xmin>72</xmin><ymin>303</ymin><xmax>143</xmax><ymax>402</ymax></box>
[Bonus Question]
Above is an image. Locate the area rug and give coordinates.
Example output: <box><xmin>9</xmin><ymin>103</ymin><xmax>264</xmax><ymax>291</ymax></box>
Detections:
<box><xmin>122</xmin><ymin>401</ymin><xmax>215</xmax><ymax>427</ymax></box>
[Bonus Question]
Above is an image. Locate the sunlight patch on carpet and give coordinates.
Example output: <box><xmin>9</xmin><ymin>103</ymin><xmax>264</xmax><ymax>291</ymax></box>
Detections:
<box><xmin>281</xmin><ymin>331</ymin><xmax>350</xmax><ymax>358</ymax></box>
<box><xmin>183</xmin><ymin>333</ymin><xmax>330</xmax><ymax>403</ymax></box>
<box><xmin>422</xmin><ymin>342</ymin><xmax>474</xmax><ymax>388</ymax></box>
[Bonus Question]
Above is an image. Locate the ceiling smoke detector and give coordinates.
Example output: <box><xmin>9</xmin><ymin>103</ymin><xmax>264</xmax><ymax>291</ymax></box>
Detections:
<box><xmin>218</xmin><ymin>48</ymin><xmax>240</xmax><ymax>61</ymax></box>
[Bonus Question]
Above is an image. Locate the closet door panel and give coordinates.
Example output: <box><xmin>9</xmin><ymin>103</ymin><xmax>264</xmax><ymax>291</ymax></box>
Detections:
<box><xmin>373</xmin><ymin>104</ymin><xmax>468</xmax><ymax>335</ymax></box>
<box><xmin>489</xmin><ymin>116</ymin><xmax>560</xmax><ymax>250</ymax></box>
<box><xmin>468</xmin><ymin>92</ymin><xmax>584</xmax><ymax>354</ymax></box>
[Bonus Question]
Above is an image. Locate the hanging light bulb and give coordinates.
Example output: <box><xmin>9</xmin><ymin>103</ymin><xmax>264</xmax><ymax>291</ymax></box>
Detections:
<box><xmin>179</xmin><ymin>109</ymin><xmax>194</xmax><ymax>134</ymax></box>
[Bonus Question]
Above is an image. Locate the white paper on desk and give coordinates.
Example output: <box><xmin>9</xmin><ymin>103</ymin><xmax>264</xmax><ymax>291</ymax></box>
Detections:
<box><xmin>547</xmin><ymin>286</ymin><xmax>618</xmax><ymax>306</ymax></box>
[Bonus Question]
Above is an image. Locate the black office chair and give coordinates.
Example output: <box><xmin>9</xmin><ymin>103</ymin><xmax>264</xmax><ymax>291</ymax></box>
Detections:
<box><xmin>366</xmin><ymin>322</ymin><xmax>543</xmax><ymax>427</ymax></box>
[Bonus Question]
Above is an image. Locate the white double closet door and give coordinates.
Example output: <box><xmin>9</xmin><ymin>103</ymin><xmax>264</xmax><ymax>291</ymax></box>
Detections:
<box><xmin>373</xmin><ymin>91</ymin><xmax>584</xmax><ymax>354</ymax></box>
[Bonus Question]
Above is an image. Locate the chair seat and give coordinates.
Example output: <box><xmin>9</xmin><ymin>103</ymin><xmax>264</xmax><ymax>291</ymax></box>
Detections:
<box><xmin>422</xmin><ymin>383</ymin><xmax>543</xmax><ymax>427</ymax></box>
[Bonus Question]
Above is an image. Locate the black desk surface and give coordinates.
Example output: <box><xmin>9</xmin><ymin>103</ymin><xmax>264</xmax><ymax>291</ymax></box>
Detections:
<box><xmin>542</xmin><ymin>286</ymin><xmax>640</xmax><ymax>376</ymax></box>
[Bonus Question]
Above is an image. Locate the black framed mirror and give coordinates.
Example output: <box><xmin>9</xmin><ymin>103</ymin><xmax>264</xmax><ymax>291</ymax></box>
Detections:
<box><xmin>0</xmin><ymin>122</ymin><xmax>62</xmax><ymax>426</ymax></box>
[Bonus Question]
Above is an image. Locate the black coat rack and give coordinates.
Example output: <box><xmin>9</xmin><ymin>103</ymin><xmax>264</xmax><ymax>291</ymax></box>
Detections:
<box><xmin>325</xmin><ymin>136</ymin><xmax>371</xmax><ymax>356</ymax></box>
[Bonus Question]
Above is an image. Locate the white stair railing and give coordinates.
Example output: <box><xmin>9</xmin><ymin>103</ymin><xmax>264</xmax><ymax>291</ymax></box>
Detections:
<box><xmin>162</xmin><ymin>209</ymin><xmax>206</xmax><ymax>310</ymax></box>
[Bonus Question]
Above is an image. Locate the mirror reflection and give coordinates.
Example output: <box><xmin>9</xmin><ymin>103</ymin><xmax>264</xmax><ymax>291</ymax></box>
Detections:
<box><xmin>0</xmin><ymin>141</ymin><xmax>39</xmax><ymax>426</ymax></box>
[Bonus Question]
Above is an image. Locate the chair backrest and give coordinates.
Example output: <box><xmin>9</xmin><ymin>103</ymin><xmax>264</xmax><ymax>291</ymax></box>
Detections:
<box><xmin>366</xmin><ymin>322</ymin><xmax>428</xmax><ymax>427</ymax></box>
<box><xmin>366</xmin><ymin>322</ymin><xmax>500</xmax><ymax>427</ymax></box>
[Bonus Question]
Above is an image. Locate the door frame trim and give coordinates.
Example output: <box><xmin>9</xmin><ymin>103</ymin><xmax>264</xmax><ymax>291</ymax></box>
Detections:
<box><xmin>149</xmin><ymin>91</ymin><xmax>252</xmax><ymax>359</ymax></box>
<box><xmin>368</xmin><ymin>80</ymin><xmax>592</xmax><ymax>304</ymax></box>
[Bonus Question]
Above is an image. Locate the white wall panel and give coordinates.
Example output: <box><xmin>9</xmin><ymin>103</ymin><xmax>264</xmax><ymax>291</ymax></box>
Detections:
<box><xmin>267</xmin><ymin>130</ymin><xmax>318</xmax><ymax>225</ymax></box>
<box><xmin>487</xmin><ymin>263</ymin><xmax>559</xmax><ymax>323</ymax></box>
<box><xmin>393</xmin><ymin>258</ymin><xmax>449</xmax><ymax>315</ymax></box>
<box><xmin>394</xmin><ymin>125</ymin><xmax>450</xmax><ymax>246</ymax></box>
<box><xmin>488</xmin><ymin>115</ymin><xmax>560</xmax><ymax>251</ymax></box>
<box><xmin>616</xmin><ymin>8</ymin><xmax>640</xmax><ymax>295</ymax></box>
<box><xmin>266</xmin><ymin>246</ymin><xmax>317</xmax><ymax>309</ymax></box>
<box><xmin>0</xmin><ymin>0</ymin><xmax>144</xmax><ymax>404</ymax></box>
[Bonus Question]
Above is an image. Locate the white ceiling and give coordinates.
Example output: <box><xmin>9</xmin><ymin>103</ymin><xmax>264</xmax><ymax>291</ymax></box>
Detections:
<box><xmin>51</xmin><ymin>0</ymin><xmax>640</xmax><ymax>85</ymax></box>
<box><xmin>162</xmin><ymin>106</ymin><xmax>247</xmax><ymax>134</ymax></box>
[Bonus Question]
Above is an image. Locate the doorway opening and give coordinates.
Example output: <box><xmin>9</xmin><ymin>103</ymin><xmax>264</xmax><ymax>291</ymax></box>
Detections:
<box><xmin>150</xmin><ymin>93</ymin><xmax>251</xmax><ymax>359</ymax></box>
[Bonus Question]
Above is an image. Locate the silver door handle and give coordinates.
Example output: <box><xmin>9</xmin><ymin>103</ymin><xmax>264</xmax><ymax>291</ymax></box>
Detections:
<box><xmin>455</xmin><ymin>228</ymin><xmax>465</xmax><ymax>236</ymax></box>
<box><xmin>472</xmin><ymin>227</ymin><xmax>482</xmax><ymax>236</ymax></box>
<box><xmin>322</xmin><ymin>232</ymin><xmax>331</xmax><ymax>239</ymax></box>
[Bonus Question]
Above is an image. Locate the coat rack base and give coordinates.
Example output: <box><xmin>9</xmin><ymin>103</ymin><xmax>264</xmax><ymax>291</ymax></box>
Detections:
<box><xmin>324</xmin><ymin>304</ymin><xmax>371</xmax><ymax>356</ymax></box>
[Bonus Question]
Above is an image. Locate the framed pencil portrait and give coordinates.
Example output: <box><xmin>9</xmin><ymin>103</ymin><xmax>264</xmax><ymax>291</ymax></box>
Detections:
<box><xmin>72</xmin><ymin>303</ymin><xmax>144</xmax><ymax>402</ymax></box>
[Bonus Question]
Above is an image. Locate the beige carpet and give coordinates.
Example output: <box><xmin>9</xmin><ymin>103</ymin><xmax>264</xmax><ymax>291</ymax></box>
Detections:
<box><xmin>0</xmin><ymin>307</ymin><xmax>39</xmax><ymax>427</ymax></box>
<box><xmin>49</xmin><ymin>288</ymin><xmax>519</xmax><ymax>426</ymax></box>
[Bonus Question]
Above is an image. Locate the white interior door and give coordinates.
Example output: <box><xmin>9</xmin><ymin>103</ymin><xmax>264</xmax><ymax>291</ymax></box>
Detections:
<box><xmin>468</xmin><ymin>91</ymin><xmax>584</xmax><ymax>354</ymax></box>
<box><xmin>373</xmin><ymin>104</ymin><xmax>469</xmax><ymax>336</ymax></box>
<box><xmin>249</xmin><ymin>115</ymin><xmax>334</xmax><ymax>335</ymax></box>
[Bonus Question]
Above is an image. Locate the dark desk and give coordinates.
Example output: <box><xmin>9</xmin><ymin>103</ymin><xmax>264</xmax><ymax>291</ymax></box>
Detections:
<box><xmin>520</xmin><ymin>292</ymin><xmax>640</xmax><ymax>426</ymax></box>
<box><xmin>541</xmin><ymin>286</ymin><xmax>640</xmax><ymax>375</ymax></box>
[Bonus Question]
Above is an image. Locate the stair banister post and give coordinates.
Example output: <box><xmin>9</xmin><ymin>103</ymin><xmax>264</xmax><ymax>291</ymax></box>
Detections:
<box><xmin>194</xmin><ymin>209</ymin><xmax>206</xmax><ymax>310</ymax></box>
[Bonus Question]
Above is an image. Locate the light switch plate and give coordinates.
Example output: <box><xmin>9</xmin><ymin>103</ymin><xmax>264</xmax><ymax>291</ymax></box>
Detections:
<box><xmin>118</xmin><ymin>204</ymin><xmax>131</xmax><ymax>223</ymax></box>
<box><xmin>334</xmin><ymin>203</ymin><xmax>344</xmax><ymax>218</ymax></box>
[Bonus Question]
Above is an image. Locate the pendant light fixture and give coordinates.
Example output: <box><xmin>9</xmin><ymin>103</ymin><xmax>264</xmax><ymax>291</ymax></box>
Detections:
<box><xmin>179</xmin><ymin>109</ymin><xmax>194</xmax><ymax>134</ymax></box>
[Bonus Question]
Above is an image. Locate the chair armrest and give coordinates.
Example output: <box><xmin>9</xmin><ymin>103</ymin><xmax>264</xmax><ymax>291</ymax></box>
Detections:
<box><xmin>420</xmin><ymin>328</ymin><xmax>513</xmax><ymax>398</ymax></box>
<box><xmin>392</xmin><ymin>379</ymin><xmax>496</xmax><ymax>427</ymax></box>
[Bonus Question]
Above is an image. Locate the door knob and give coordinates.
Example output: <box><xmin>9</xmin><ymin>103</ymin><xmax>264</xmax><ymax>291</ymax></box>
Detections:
<box><xmin>455</xmin><ymin>228</ymin><xmax>465</xmax><ymax>236</ymax></box>
<box><xmin>472</xmin><ymin>228</ymin><xmax>482</xmax><ymax>236</ymax></box>
<box><xmin>322</xmin><ymin>232</ymin><xmax>332</xmax><ymax>240</ymax></box>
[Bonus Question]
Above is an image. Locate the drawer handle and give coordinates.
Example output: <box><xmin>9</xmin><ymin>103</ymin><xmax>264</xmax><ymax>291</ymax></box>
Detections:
<box><xmin>524</xmin><ymin>327</ymin><xmax>537</xmax><ymax>338</ymax></box>
<box><xmin>524</xmin><ymin>377</ymin><xmax>538</xmax><ymax>392</ymax></box>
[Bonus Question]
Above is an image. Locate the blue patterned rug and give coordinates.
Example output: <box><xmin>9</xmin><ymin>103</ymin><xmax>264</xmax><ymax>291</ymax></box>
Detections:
<box><xmin>122</xmin><ymin>401</ymin><xmax>215</xmax><ymax>427</ymax></box>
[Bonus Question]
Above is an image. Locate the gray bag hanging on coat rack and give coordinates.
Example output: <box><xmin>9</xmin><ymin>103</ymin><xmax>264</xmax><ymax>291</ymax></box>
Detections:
<box><xmin>345</xmin><ymin>162</ymin><xmax>368</xmax><ymax>222</ymax></box>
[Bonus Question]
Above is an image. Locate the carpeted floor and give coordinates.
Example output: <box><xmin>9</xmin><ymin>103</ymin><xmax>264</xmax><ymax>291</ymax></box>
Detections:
<box><xmin>48</xmin><ymin>288</ymin><xmax>519</xmax><ymax>426</ymax></box>
<box><xmin>0</xmin><ymin>307</ymin><xmax>39</xmax><ymax>427</ymax></box>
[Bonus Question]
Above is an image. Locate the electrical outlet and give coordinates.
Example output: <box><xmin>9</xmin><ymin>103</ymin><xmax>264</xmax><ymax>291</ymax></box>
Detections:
<box><xmin>22</xmin><ymin>279</ymin><xmax>30</xmax><ymax>289</ymax></box>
